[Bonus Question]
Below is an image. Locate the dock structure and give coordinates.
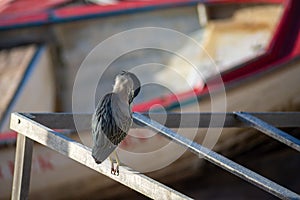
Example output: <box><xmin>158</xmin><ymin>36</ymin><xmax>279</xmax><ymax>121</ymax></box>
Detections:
<box><xmin>10</xmin><ymin>112</ymin><xmax>300</xmax><ymax>199</ymax></box>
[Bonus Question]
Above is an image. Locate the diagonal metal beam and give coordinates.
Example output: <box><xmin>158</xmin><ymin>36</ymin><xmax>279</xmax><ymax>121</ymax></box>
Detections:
<box><xmin>132</xmin><ymin>112</ymin><xmax>300</xmax><ymax>200</ymax></box>
<box><xmin>10</xmin><ymin>112</ymin><xmax>192</xmax><ymax>200</ymax></box>
<box><xmin>234</xmin><ymin>112</ymin><xmax>300</xmax><ymax>152</ymax></box>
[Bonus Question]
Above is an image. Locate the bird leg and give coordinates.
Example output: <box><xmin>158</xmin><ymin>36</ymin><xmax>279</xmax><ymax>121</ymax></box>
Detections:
<box><xmin>114</xmin><ymin>151</ymin><xmax>120</xmax><ymax>176</ymax></box>
<box><xmin>109</xmin><ymin>151</ymin><xmax>120</xmax><ymax>175</ymax></box>
<box><xmin>109</xmin><ymin>156</ymin><xmax>115</xmax><ymax>175</ymax></box>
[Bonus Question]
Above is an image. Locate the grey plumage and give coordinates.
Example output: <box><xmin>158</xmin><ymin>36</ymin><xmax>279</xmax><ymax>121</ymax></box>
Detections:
<box><xmin>91</xmin><ymin>71</ymin><xmax>140</xmax><ymax>174</ymax></box>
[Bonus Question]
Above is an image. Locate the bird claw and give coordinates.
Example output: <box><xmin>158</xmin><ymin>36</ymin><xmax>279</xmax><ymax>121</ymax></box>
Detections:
<box><xmin>115</xmin><ymin>166</ymin><xmax>119</xmax><ymax>176</ymax></box>
<box><xmin>111</xmin><ymin>167</ymin><xmax>119</xmax><ymax>176</ymax></box>
<box><xmin>109</xmin><ymin>152</ymin><xmax>120</xmax><ymax>176</ymax></box>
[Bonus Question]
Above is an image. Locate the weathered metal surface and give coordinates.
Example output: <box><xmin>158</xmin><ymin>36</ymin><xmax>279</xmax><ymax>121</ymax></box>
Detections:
<box><xmin>10</xmin><ymin>112</ymin><xmax>192</xmax><ymax>200</ymax></box>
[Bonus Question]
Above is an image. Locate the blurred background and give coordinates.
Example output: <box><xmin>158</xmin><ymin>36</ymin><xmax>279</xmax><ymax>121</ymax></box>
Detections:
<box><xmin>0</xmin><ymin>0</ymin><xmax>300</xmax><ymax>199</ymax></box>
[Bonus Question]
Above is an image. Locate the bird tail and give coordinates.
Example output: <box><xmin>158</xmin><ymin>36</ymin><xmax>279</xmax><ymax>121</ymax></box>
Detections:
<box><xmin>92</xmin><ymin>144</ymin><xmax>117</xmax><ymax>164</ymax></box>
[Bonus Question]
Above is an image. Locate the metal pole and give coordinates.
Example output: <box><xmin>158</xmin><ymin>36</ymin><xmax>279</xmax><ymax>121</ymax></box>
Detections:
<box><xmin>11</xmin><ymin>134</ymin><xmax>34</xmax><ymax>200</ymax></box>
<box><xmin>234</xmin><ymin>112</ymin><xmax>300</xmax><ymax>152</ymax></box>
<box><xmin>133</xmin><ymin>112</ymin><xmax>300</xmax><ymax>199</ymax></box>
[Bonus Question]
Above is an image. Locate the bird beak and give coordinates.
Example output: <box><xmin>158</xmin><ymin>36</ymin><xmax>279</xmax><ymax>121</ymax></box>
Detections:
<box><xmin>133</xmin><ymin>87</ymin><xmax>140</xmax><ymax>98</ymax></box>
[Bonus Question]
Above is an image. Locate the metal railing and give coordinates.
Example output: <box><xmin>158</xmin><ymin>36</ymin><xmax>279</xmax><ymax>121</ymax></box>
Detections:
<box><xmin>10</xmin><ymin>112</ymin><xmax>300</xmax><ymax>199</ymax></box>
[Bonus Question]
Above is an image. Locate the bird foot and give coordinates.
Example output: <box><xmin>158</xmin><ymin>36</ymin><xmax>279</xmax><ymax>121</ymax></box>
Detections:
<box><xmin>109</xmin><ymin>153</ymin><xmax>120</xmax><ymax>175</ymax></box>
<box><xmin>111</xmin><ymin>166</ymin><xmax>119</xmax><ymax>176</ymax></box>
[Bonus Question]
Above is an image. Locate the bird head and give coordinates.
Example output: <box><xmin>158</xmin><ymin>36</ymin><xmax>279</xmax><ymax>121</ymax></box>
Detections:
<box><xmin>113</xmin><ymin>71</ymin><xmax>140</xmax><ymax>103</ymax></box>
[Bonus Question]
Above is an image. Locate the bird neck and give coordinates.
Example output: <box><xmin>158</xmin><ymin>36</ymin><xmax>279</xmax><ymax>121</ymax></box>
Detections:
<box><xmin>113</xmin><ymin>90</ymin><xmax>130</xmax><ymax>103</ymax></box>
<box><xmin>111</xmin><ymin>93</ymin><xmax>131</xmax><ymax>117</ymax></box>
<box><xmin>113</xmin><ymin>83</ymin><xmax>131</xmax><ymax>103</ymax></box>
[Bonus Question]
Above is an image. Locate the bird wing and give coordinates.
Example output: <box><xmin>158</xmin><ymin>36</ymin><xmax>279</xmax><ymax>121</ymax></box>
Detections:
<box><xmin>91</xmin><ymin>130</ymin><xmax>117</xmax><ymax>164</ymax></box>
<box><xmin>91</xmin><ymin>93</ymin><xmax>131</xmax><ymax>163</ymax></box>
<box><xmin>91</xmin><ymin>93</ymin><xmax>117</xmax><ymax>163</ymax></box>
